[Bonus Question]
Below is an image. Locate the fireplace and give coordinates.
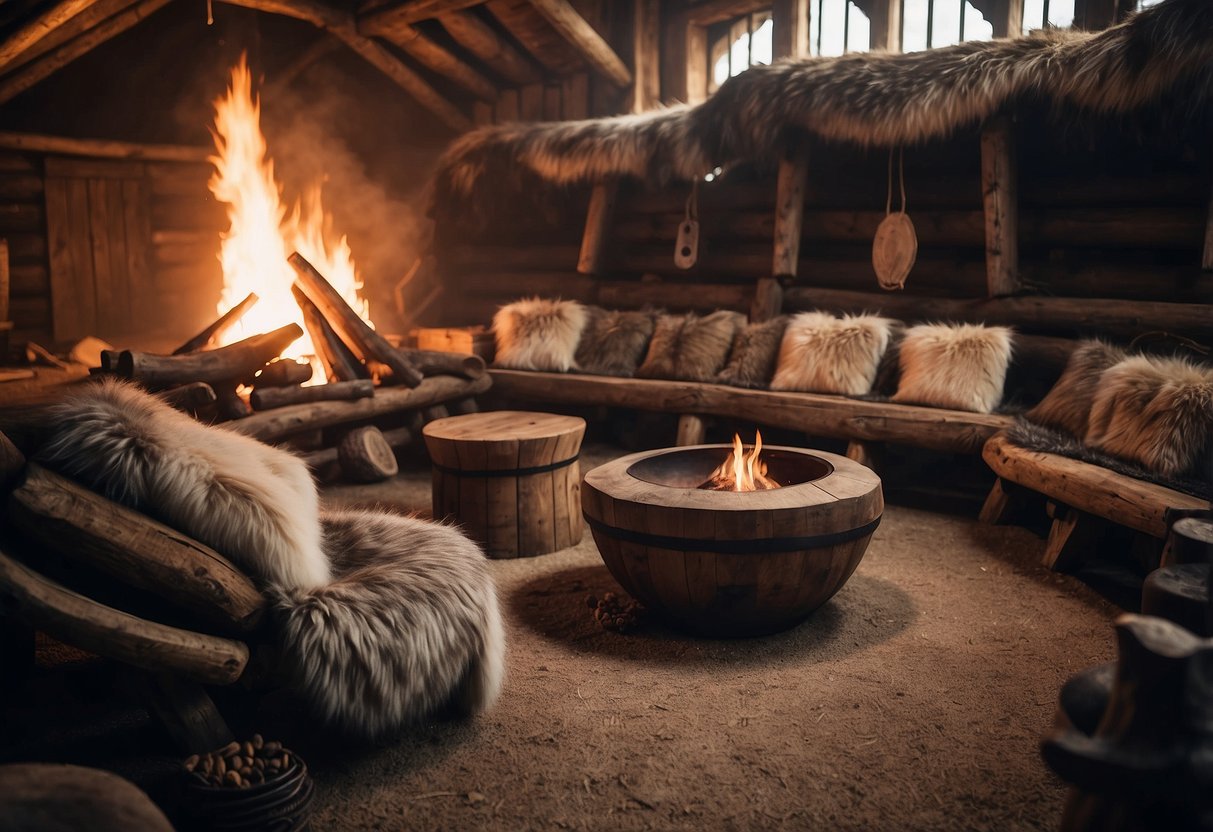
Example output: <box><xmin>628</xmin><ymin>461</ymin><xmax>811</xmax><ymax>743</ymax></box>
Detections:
<box><xmin>582</xmin><ymin>442</ymin><xmax>884</xmax><ymax>637</ymax></box>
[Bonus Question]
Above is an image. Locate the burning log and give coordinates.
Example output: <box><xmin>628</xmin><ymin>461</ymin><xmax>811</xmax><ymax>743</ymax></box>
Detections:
<box><xmin>288</xmin><ymin>253</ymin><xmax>422</xmax><ymax>387</ymax></box>
<box><xmin>253</xmin><ymin>359</ymin><xmax>313</xmax><ymax>388</ymax></box>
<box><xmin>300</xmin><ymin>426</ymin><xmax>412</xmax><ymax>483</ymax></box>
<box><xmin>215</xmin><ymin>387</ymin><xmax>252</xmax><ymax>421</ymax></box>
<box><xmin>116</xmin><ymin>324</ymin><xmax>303</xmax><ymax>389</ymax></box>
<box><xmin>407</xmin><ymin>349</ymin><xmax>487</xmax><ymax>380</ymax></box>
<box><xmin>172</xmin><ymin>292</ymin><xmax>259</xmax><ymax>355</ymax></box>
<box><xmin>249</xmin><ymin>379</ymin><xmax>374</xmax><ymax>411</ymax></box>
<box><xmin>291</xmin><ymin>285</ymin><xmax>366</xmax><ymax>382</ymax></box>
<box><xmin>231</xmin><ymin>374</ymin><xmax>490</xmax><ymax>443</ymax></box>
<box><xmin>156</xmin><ymin>383</ymin><xmax>218</xmax><ymax>413</ymax></box>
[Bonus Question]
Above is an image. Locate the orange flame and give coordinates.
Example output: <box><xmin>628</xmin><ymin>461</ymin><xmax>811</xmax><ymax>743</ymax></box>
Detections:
<box><xmin>208</xmin><ymin>56</ymin><xmax>369</xmax><ymax>381</ymax></box>
<box><xmin>705</xmin><ymin>430</ymin><xmax>778</xmax><ymax>491</ymax></box>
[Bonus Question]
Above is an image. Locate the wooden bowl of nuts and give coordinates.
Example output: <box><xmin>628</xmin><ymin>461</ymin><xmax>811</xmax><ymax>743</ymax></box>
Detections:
<box><xmin>182</xmin><ymin>735</ymin><xmax>313</xmax><ymax>831</ymax></box>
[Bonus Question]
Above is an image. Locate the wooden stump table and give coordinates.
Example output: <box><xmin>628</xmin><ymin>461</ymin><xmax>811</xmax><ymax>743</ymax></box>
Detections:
<box><xmin>423</xmin><ymin>411</ymin><xmax>586</xmax><ymax>558</ymax></box>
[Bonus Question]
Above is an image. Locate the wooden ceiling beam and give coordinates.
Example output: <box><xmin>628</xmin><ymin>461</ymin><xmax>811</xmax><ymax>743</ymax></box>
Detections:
<box><xmin>217</xmin><ymin>0</ymin><xmax>470</xmax><ymax>131</ymax></box>
<box><xmin>360</xmin><ymin>0</ymin><xmax>486</xmax><ymax>30</ymax></box>
<box><xmin>436</xmin><ymin>8</ymin><xmax>540</xmax><ymax>86</ymax></box>
<box><xmin>5</xmin><ymin>0</ymin><xmax>140</xmax><ymax>73</ymax></box>
<box><xmin>0</xmin><ymin>0</ymin><xmax>172</xmax><ymax>106</ymax></box>
<box><xmin>525</xmin><ymin>0</ymin><xmax>631</xmax><ymax>88</ymax></box>
<box><xmin>359</xmin><ymin>18</ymin><xmax>497</xmax><ymax>100</ymax></box>
<box><xmin>0</xmin><ymin>0</ymin><xmax>101</xmax><ymax>72</ymax></box>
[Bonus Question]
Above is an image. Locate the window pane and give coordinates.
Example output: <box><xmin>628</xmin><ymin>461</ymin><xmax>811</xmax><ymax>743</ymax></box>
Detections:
<box><xmin>1022</xmin><ymin>0</ymin><xmax>1045</xmax><ymax>30</ymax></box>
<box><xmin>962</xmin><ymin>2</ymin><xmax>992</xmax><ymax>40</ymax></box>
<box><xmin>903</xmin><ymin>0</ymin><xmax>930</xmax><ymax>52</ymax></box>
<box><xmin>751</xmin><ymin>16</ymin><xmax>774</xmax><ymax>64</ymax></box>
<box><xmin>819</xmin><ymin>0</ymin><xmax>847</xmax><ymax>56</ymax></box>
<box><xmin>847</xmin><ymin>3</ymin><xmax>871</xmax><ymax>53</ymax></box>
<box><xmin>729</xmin><ymin>18</ymin><xmax>750</xmax><ymax>76</ymax></box>
<box><xmin>932</xmin><ymin>0</ymin><xmax>962</xmax><ymax>47</ymax></box>
<box><xmin>1048</xmin><ymin>0</ymin><xmax>1075</xmax><ymax>27</ymax></box>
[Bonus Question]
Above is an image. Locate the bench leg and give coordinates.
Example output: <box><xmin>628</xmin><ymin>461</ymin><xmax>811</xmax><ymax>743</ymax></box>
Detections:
<box><xmin>845</xmin><ymin>440</ymin><xmax>882</xmax><ymax>473</ymax></box>
<box><xmin>141</xmin><ymin>672</ymin><xmax>234</xmax><ymax>755</ymax></box>
<box><xmin>676</xmin><ymin>414</ymin><xmax>706</xmax><ymax>446</ymax></box>
<box><xmin>979</xmin><ymin>478</ymin><xmax>1017</xmax><ymax>525</ymax></box>
<box><xmin>1043</xmin><ymin>505</ymin><xmax>1104</xmax><ymax>572</ymax></box>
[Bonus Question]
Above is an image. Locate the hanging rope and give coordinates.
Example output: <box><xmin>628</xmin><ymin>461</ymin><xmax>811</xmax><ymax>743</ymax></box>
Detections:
<box><xmin>885</xmin><ymin>147</ymin><xmax>907</xmax><ymax>216</ymax></box>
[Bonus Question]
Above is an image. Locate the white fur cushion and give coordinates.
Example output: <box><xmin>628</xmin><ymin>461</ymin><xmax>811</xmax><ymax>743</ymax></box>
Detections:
<box><xmin>493</xmin><ymin>297</ymin><xmax>587</xmax><ymax>372</ymax></box>
<box><xmin>769</xmin><ymin>311</ymin><xmax>896</xmax><ymax>395</ymax></box>
<box><xmin>1085</xmin><ymin>355</ymin><xmax>1213</xmax><ymax>479</ymax></box>
<box><xmin>891</xmin><ymin>323</ymin><xmax>1013</xmax><ymax>413</ymax></box>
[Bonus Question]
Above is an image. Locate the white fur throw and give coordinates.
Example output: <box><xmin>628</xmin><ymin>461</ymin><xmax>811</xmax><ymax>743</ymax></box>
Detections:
<box><xmin>493</xmin><ymin>297</ymin><xmax>587</xmax><ymax>372</ymax></box>
<box><xmin>1086</xmin><ymin>355</ymin><xmax>1213</xmax><ymax>479</ymax></box>
<box><xmin>770</xmin><ymin>311</ymin><xmax>896</xmax><ymax>396</ymax></box>
<box><xmin>891</xmin><ymin>323</ymin><xmax>1014</xmax><ymax>413</ymax></box>
<box><xmin>38</xmin><ymin>380</ymin><xmax>505</xmax><ymax>736</ymax></box>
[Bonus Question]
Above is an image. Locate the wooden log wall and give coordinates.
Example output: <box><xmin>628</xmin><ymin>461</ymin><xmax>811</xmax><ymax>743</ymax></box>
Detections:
<box><xmin>0</xmin><ymin>150</ymin><xmax>222</xmax><ymax>353</ymax></box>
<box><xmin>433</xmin><ymin>113</ymin><xmax>1213</xmax><ymax>346</ymax></box>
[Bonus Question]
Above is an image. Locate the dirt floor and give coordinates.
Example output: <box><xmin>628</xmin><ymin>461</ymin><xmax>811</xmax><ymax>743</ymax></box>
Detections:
<box><xmin>302</xmin><ymin>444</ymin><xmax>1121</xmax><ymax>831</ymax></box>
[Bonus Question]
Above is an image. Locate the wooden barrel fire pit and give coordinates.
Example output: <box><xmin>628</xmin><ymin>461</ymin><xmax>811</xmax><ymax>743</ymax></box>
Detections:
<box><xmin>582</xmin><ymin>444</ymin><xmax>882</xmax><ymax>636</ymax></box>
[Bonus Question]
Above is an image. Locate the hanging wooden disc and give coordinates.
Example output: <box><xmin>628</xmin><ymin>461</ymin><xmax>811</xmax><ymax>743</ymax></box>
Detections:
<box><xmin>872</xmin><ymin>212</ymin><xmax>917</xmax><ymax>291</ymax></box>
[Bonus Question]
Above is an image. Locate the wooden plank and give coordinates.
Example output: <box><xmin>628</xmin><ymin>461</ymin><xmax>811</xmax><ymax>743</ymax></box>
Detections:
<box><xmin>981</xmin><ymin>115</ymin><xmax>1020</xmax><ymax>297</ymax></box>
<box><xmin>437</xmin><ymin>9</ymin><xmax>542</xmax><ymax>86</ymax></box>
<box><xmin>105</xmin><ymin>176</ymin><xmax>132</xmax><ymax>334</ymax></box>
<box><xmin>526</xmin><ymin>0</ymin><xmax>631</xmax><ymax>88</ymax></box>
<box><xmin>519</xmin><ymin>82</ymin><xmax>544</xmax><ymax>120</ymax></box>
<box><xmin>0</xmin><ymin>131</ymin><xmax>208</xmax><ymax>163</ymax></box>
<box><xmin>630</xmin><ymin>0</ymin><xmax>661</xmax><ymax>112</ymax></box>
<box><xmin>87</xmin><ymin>178</ymin><xmax>116</xmax><ymax>336</ymax></box>
<box><xmin>0</xmin><ymin>0</ymin><xmax>174</xmax><ymax>105</ymax></box>
<box><xmin>496</xmin><ymin>88</ymin><xmax>519</xmax><ymax>122</ymax></box>
<box><xmin>44</xmin><ymin>176</ymin><xmax>94</xmax><ymax>339</ymax></box>
<box><xmin>542</xmin><ymin>84</ymin><xmax>561</xmax><ymax>120</ymax></box>
<box><xmin>560</xmin><ymin>72</ymin><xmax>588</xmax><ymax>119</ymax></box>
<box><xmin>45</xmin><ymin>157</ymin><xmax>145</xmax><ymax>179</ymax></box>
<box><xmin>122</xmin><ymin>177</ymin><xmax>154</xmax><ymax>327</ymax></box>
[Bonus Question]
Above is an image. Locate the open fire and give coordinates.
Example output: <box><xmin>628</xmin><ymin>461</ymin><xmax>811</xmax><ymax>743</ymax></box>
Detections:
<box><xmin>700</xmin><ymin>431</ymin><xmax>780</xmax><ymax>491</ymax></box>
<box><xmin>209</xmin><ymin>56</ymin><xmax>369</xmax><ymax>382</ymax></box>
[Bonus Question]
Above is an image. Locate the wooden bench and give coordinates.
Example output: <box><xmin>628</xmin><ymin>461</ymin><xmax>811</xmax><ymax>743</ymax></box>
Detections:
<box><xmin>980</xmin><ymin>431</ymin><xmax>1210</xmax><ymax>571</ymax></box>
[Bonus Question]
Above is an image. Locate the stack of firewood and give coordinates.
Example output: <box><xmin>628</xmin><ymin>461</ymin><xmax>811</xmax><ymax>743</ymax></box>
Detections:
<box><xmin>93</xmin><ymin>253</ymin><xmax>490</xmax><ymax>484</ymax></box>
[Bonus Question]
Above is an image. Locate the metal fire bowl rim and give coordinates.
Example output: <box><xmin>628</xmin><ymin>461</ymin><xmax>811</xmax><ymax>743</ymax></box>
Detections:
<box><xmin>583</xmin><ymin>444</ymin><xmax>880</xmax><ymax>513</ymax></box>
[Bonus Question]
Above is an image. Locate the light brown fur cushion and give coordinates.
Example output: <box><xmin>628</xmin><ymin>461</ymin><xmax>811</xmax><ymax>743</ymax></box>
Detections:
<box><xmin>716</xmin><ymin>316</ymin><xmax>788</xmax><ymax>388</ymax></box>
<box><xmin>1025</xmin><ymin>339</ymin><xmax>1127</xmax><ymax>437</ymax></box>
<box><xmin>770</xmin><ymin>312</ymin><xmax>896</xmax><ymax>396</ymax></box>
<box><xmin>492</xmin><ymin>297</ymin><xmax>587</xmax><ymax>372</ymax></box>
<box><xmin>1085</xmin><ymin>354</ymin><xmax>1213</xmax><ymax>479</ymax></box>
<box><xmin>573</xmin><ymin>306</ymin><xmax>656</xmax><ymax>377</ymax></box>
<box><xmin>891</xmin><ymin>323</ymin><xmax>1014</xmax><ymax>413</ymax></box>
<box><xmin>636</xmin><ymin>311</ymin><xmax>745</xmax><ymax>382</ymax></box>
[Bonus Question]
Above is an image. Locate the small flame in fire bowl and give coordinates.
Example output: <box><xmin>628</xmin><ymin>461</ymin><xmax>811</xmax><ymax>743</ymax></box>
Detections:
<box><xmin>699</xmin><ymin>431</ymin><xmax>780</xmax><ymax>492</ymax></box>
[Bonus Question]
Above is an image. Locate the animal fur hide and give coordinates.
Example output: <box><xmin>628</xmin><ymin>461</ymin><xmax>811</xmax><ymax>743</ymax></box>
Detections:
<box><xmin>1007</xmin><ymin>418</ymin><xmax>1210</xmax><ymax>500</ymax></box>
<box><xmin>636</xmin><ymin>310</ymin><xmax>745</xmax><ymax>382</ymax></box>
<box><xmin>716</xmin><ymin>316</ymin><xmax>788</xmax><ymax>389</ymax></box>
<box><xmin>770</xmin><ymin>312</ymin><xmax>896</xmax><ymax>396</ymax></box>
<box><xmin>493</xmin><ymin>297</ymin><xmax>587</xmax><ymax>372</ymax></box>
<box><xmin>574</xmin><ymin>306</ymin><xmax>656</xmax><ymax>377</ymax></box>
<box><xmin>431</xmin><ymin>0</ymin><xmax>1213</xmax><ymax>215</ymax></box>
<box><xmin>891</xmin><ymin>323</ymin><xmax>1013</xmax><ymax>413</ymax></box>
<box><xmin>1025</xmin><ymin>339</ymin><xmax>1127</xmax><ymax>437</ymax></box>
<box><xmin>1085</xmin><ymin>354</ymin><xmax>1213</xmax><ymax>479</ymax></box>
<box><xmin>38</xmin><ymin>380</ymin><xmax>505</xmax><ymax>736</ymax></box>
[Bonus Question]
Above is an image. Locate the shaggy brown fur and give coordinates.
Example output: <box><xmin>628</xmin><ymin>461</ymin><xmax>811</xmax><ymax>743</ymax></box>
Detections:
<box><xmin>492</xmin><ymin>297</ymin><xmax>587</xmax><ymax>372</ymax></box>
<box><xmin>636</xmin><ymin>311</ymin><xmax>745</xmax><ymax>382</ymax></box>
<box><xmin>574</xmin><ymin>306</ymin><xmax>656</xmax><ymax>377</ymax></box>
<box><xmin>770</xmin><ymin>312</ymin><xmax>896</xmax><ymax>396</ymax></box>
<box><xmin>1025</xmin><ymin>340</ymin><xmax>1127</xmax><ymax>437</ymax></box>
<box><xmin>716</xmin><ymin>316</ymin><xmax>788</xmax><ymax>388</ymax></box>
<box><xmin>431</xmin><ymin>0</ymin><xmax>1213</xmax><ymax>214</ymax></box>
<box><xmin>1085</xmin><ymin>355</ymin><xmax>1213</xmax><ymax>479</ymax></box>
<box><xmin>892</xmin><ymin>323</ymin><xmax>1014</xmax><ymax>413</ymax></box>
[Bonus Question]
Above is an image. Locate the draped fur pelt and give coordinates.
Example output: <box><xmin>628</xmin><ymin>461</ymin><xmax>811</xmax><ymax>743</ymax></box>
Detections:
<box><xmin>431</xmin><ymin>0</ymin><xmax>1213</xmax><ymax>215</ymax></box>
<box><xmin>37</xmin><ymin>380</ymin><xmax>505</xmax><ymax>736</ymax></box>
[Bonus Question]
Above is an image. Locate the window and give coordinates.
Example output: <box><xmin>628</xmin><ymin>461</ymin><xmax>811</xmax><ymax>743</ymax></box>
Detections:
<box><xmin>1021</xmin><ymin>0</ymin><xmax>1075</xmax><ymax>30</ymax></box>
<box><xmin>902</xmin><ymin>0</ymin><xmax>993</xmax><ymax>52</ymax></box>
<box><xmin>707</xmin><ymin>10</ymin><xmax>774</xmax><ymax>94</ymax></box>
<box><xmin>811</xmin><ymin>0</ymin><xmax>871</xmax><ymax>56</ymax></box>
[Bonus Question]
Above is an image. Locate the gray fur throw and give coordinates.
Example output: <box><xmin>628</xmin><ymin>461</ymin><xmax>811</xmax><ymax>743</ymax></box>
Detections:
<box><xmin>574</xmin><ymin>306</ymin><xmax>656</xmax><ymax>377</ymax></box>
<box><xmin>37</xmin><ymin>380</ymin><xmax>505</xmax><ymax>737</ymax></box>
<box><xmin>432</xmin><ymin>0</ymin><xmax>1213</xmax><ymax>214</ymax></box>
<box><xmin>716</xmin><ymin>316</ymin><xmax>788</xmax><ymax>388</ymax></box>
<box><xmin>636</xmin><ymin>310</ymin><xmax>745</xmax><ymax>382</ymax></box>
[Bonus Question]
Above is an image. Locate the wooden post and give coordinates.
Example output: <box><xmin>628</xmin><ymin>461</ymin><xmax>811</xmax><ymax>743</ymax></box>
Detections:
<box><xmin>140</xmin><ymin>672</ymin><xmax>235</xmax><ymax>754</ymax></box>
<box><xmin>868</xmin><ymin>0</ymin><xmax>902</xmax><ymax>51</ymax></box>
<box><xmin>755</xmin><ymin>143</ymin><xmax>809</xmax><ymax>322</ymax></box>
<box><xmin>0</xmin><ymin>0</ymin><xmax>99</xmax><ymax>71</ymax></box>
<box><xmin>684</xmin><ymin>24</ymin><xmax>708</xmax><ymax>105</ymax></box>
<box><xmin>577</xmin><ymin>180</ymin><xmax>619</xmax><ymax>276</ymax></box>
<box><xmin>437</xmin><ymin>9</ymin><xmax>541</xmax><ymax>87</ymax></box>
<box><xmin>675</xmin><ymin>414</ymin><xmax>706</xmax><ymax>446</ymax></box>
<box><xmin>631</xmin><ymin>0</ymin><xmax>661</xmax><ymax>112</ymax></box>
<box><xmin>772</xmin><ymin>0</ymin><xmax>810</xmax><ymax>58</ymax></box>
<box><xmin>527</xmin><ymin>0</ymin><xmax>632</xmax><ymax>88</ymax></box>
<box><xmin>989</xmin><ymin>0</ymin><xmax>1024</xmax><ymax>38</ymax></box>
<box><xmin>981</xmin><ymin>115</ymin><xmax>1020</xmax><ymax>297</ymax></box>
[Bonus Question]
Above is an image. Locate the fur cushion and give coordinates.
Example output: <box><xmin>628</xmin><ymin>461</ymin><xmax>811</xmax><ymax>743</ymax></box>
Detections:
<box><xmin>891</xmin><ymin>323</ymin><xmax>1014</xmax><ymax>413</ymax></box>
<box><xmin>770</xmin><ymin>312</ymin><xmax>896</xmax><ymax>396</ymax></box>
<box><xmin>573</xmin><ymin>306</ymin><xmax>656</xmax><ymax>377</ymax></box>
<box><xmin>281</xmin><ymin>510</ymin><xmax>504</xmax><ymax>736</ymax></box>
<box><xmin>716</xmin><ymin>316</ymin><xmax>788</xmax><ymax>388</ymax></box>
<box><xmin>492</xmin><ymin>297</ymin><xmax>587</xmax><ymax>372</ymax></box>
<box><xmin>37</xmin><ymin>380</ymin><xmax>505</xmax><ymax>737</ymax></box>
<box><xmin>1025</xmin><ymin>340</ymin><xmax>1127</xmax><ymax>437</ymax></box>
<box><xmin>636</xmin><ymin>310</ymin><xmax>745</xmax><ymax>382</ymax></box>
<box><xmin>1085</xmin><ymin>355</ymin><xmax>1213</xmax><ymax>479</ymax></box>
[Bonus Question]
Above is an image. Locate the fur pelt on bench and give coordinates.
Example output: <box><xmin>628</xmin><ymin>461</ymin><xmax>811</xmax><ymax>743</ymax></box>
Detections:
<box><xmin>38</xmin><ymin>380</ymin><xmax>505</xmax><ymax>737</ymax></box>
<box><xmin>431</xmin><ymin>0</ymin><xmax>1213</xmax><ymax>217</ymax></box>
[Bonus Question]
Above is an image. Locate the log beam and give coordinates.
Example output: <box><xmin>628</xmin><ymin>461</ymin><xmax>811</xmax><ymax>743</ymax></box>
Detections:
<box><xmin>0</xmin><ymin>130</ymin><xmax>210</xmax><ymax>163</ymax></box>
<box><xmin>0</xmin><ymin>0</ymin><xmax>137</xmax><ymax>74</ymax></box>
<box><xmin>362</xmin><ymin>20</ymin><xmax>497</xmax><ymax>100</ymax></box>
<box><xmin>437</xmin><ymin>9</ymin><xmax>541</xmax><ymax>86</ymax></box>
<box><xmin>981</xmin><ymin>115</ymin><xmax>1020</xmax><ymax>297</ymax></box>
<box><xmin>0</xmin><ymin>0</ymin><xmax>99</xmax><ymax>72</ymax></box>
<box><xmin>771</xmin><ymin>0</ymin><xmax>810</xmax><ymax>58</ymax></box>
<box><xmin>359</xmin><ymin>0</ymin><xmax>485</xmax><ymax>29</ymax></box>
<box><xmin>526</xmin><ymin>0</ymin><xmax>632</xmax><ymax>88</ymax></box>
<box><xmin>631</xmin><ymin>0</ymin><xmax>661</xmax><ymax>112</ymax></box>
<box><xmin>755</xmin><ymin>143</ymin><xmax>808</xmax><ymax>322</ymax></box>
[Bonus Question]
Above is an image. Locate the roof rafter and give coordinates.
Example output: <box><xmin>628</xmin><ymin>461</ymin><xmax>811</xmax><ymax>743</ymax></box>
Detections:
<box><xmin>525</xmin><ymin>0</ymin><xmax>630</xmax><ymax>88</ymax></box>
<box><xmin>357</xmin><ymin>15</ymin><xmax>497</xmax><ymax>100</ymax></box>
<box><xmin>0</xmin><ymin>0</ymin><xmax>101</xmax><ymax>71</ymax></box>
<box><xmin>435</xmin><ymin>8</ymin><xmax>541</xmax><ymax>87</ymax></box>
<box><xmin>359</xmin><ymin>0</ymin><xmax>486</xmax><ymax>31</ymax></box>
